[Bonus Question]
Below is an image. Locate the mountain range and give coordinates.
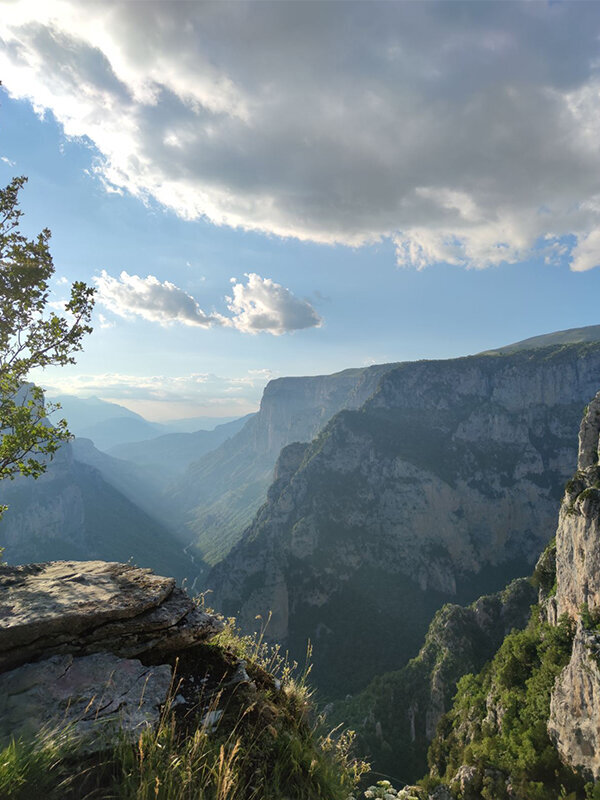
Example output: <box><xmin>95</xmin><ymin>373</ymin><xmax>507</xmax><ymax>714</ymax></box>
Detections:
<box><xmin>207</xmin><ymin>340</ymin><xmax>600</xmax><ymax>696</ymax></box>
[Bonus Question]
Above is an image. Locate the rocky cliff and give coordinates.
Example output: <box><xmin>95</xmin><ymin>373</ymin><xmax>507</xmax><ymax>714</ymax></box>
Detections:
<box><xmin>0</xmin><ymin>560</ymin><xmax>221</xmax><ymax>750</ymax></box>
<box><xmin>0</xmin><ymin>561</ymin><xmax>367</xmax><ymax>799</ymax></box>
<box><xmin>208</xmin><ymin>343</ymin><xmax>600</xmax><ymax>696</ymax></box>
<box><xmin>175</xmin><ymin>362</ymin><xmax>397</xmax><ymax>565</ymax></box>
<box><xmin>422</xmin><ymin>389</ymin><xmax>600</xmax><ymax>799</ymax></box>
<box><xmin>547</xmin><ymin>391</ymin><xmax>600</xmax><ymax>780</ymax></box>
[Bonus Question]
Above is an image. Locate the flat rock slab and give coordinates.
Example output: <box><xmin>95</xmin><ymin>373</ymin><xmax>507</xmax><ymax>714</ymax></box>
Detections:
<box><xmin>0</xmin><ymin>652</ymin><xmax>172</xmax><ymax>752</ymax></box>
<box><xmin>0</xmin><ymin>561</ymin><xmax>222</xmax><ymax>673</ymax></box>
<box><xmin>0</xmin><ymin>561</ymin><xmax>175</xmax><ymax>650</ymax></box>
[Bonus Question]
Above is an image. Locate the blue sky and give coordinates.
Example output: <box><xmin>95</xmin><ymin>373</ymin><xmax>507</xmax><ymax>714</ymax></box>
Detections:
<box><xmin>1</xmin><ymin>1</ymin><xmax>600</xmax><ymax>420</ymax></box>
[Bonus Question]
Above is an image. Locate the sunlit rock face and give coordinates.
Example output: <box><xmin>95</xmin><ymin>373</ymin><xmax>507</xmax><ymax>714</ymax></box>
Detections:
<box><xmin>550</xmin><ymin>391</ymin><xmax>600</xmax><ymax>779</ymax></box>
<box><xmin>0</xmin><ymin>561</ymin><xmax>222</xmax><ymax>673</ymax></box>
<box><xmin>549</xmin><ymin>625</ymin><xmax>600</xmax><ymax>780</ymax></box>
<box><xmin>556</xmin><ymin>393</ymin><xmax>600</xmax><ymax>620</ymax></box>
<box><xmin>208</xmin><ymin>344</ymin><xmax>600</xmax><ymax>696</ymax></box>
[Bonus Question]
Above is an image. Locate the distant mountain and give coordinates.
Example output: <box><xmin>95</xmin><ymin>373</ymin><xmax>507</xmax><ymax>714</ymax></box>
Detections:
<box><xmin>481</xmin><ymin>323</ymin><xmax>600</xmax><ymax>355</ymax></box>
<box><xmin>47</xmin><ymin>394</ymin><xmax>249</xmax><ymax>451</ymax></box>
<box><xmin>160</xmin><ymin>415</ymin><xmax>242</xmax><ymax>433</ymax></box>
<box><xmin>47</xmin><ymin>395</ymin><xmax>165</xmax><ymax>450</ymax></box>
<box><xmin>174</xmin><ymin>363</ymin><xmax>398</xmax><ymax>565</ymax></box>
<box><xmin>107</xmin><ymin>415</ymin><xmax>253</xmax><ymax>481</ymax></box>
<box><xmin>207</xmin><ymin>342</ymin><xmax>600</xmax><ymax>697</ymax></box>
<box><xmin>47</xmin><ymin>394</ymin><xmax>151</xmax><ymax>430</ymax></box>
<box><xmin>0</xmin><ymin>441</ymin><xmax>195</xmax><ymax>585</ymax></box>
<box><xmin>70</xmin><ymin>438</ymin><xmax>180</xmax><ymax>530</ymax></box>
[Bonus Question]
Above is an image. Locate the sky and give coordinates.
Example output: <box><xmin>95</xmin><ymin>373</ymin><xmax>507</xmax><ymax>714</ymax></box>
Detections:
<box><xmin>1</xmin><ymin>0</ymin><xmax>600</xmax><ymax>420</ymax></box>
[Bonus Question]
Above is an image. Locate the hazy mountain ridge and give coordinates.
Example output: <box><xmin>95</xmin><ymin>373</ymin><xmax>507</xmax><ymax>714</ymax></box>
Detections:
<box><xmin>208</xmin><ymin>342</ymin><xmax>600</xmax><ymax>697</ymax></box>
<box><xmin>0</xmin><ymin>441</ymin><xmax>195</xmax><ymax>584</ymax></box>
<box><xmin>107</xmin><ymin>414</ymin><xmax>254</xmax><ymax>481</ymax></box>
<box><xmin>48</xmin><ymin>394</ymin><xmax>244</xmax><ymax>451</ymax></box>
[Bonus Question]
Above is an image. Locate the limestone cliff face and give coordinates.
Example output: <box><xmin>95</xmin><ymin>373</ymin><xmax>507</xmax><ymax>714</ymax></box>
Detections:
<box><xmin>555</xmin><ymin>396</ymin><xmax>600</xmax><ymax>619</ymax></box>
<box><xmin>209</xmin><ymin>344</ymin><xmax>600</xmax><ymax>696</ymax></box>
<box><xmin>175</xmin><ymin>362</ymin><xmax>396</xmax><ymax>565</ymax></box>
<box><xmin>549</xmin><ymin>390</ymin><xmax>600</xmax><ymax>779</ymax></box>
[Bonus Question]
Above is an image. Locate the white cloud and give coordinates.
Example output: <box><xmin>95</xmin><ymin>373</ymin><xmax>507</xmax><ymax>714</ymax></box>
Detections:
<box><xmin>1</xmin><ymin>156</ymin><xmax>16</xmax><ymax>167</ymax></box>
<box><xmin>93</xmin><ymin>270</ymin><xmax>225</xmax><ymax>327</ymax></box>
<box><xmin>227</xmin><ymin>273</ymin><xmax>322</xmax><ymax>335</ymax></box>
<box><xmin>2</xmin><ymin>2</ymin><xmax>600</xmax><ymax>269</ymax></box>
<box><xmin>94</xmin><ymin>270</ymin><xmax>321</xmax><ymax>334</ymax></box>
<box><xmin>97</xmin><ymin>312</ymin><xmax>114</xmax><ymax>330</ymax></box>
<box><xmin>571</xmin><ymin>230</ymin><xmax>600</xmax><ymax>273</ymax></box>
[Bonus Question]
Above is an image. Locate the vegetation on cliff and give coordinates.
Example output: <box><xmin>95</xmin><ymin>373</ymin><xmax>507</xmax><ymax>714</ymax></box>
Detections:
<box><xmin>331</xmin><ymin>578</ymin><xmax>536</xmax><ymax>785</ymax></box>
<box><xmin>427</xmin><ymin>609</ymin><xmax>579</xmax><ymax>799</ymax></box>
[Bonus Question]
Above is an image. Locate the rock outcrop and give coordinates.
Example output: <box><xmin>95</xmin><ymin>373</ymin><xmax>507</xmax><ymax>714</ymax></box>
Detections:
<box><xmin>0</xmin><ymin>560</ymin><xmax>222</xmax><ymax>752</ymax></box>
<box><xmin>548</xmin><ymin>390</ymin><xmax>600</xmax><ymax>779</ymax></box>
<box><xmin>556</xmin><ymin>395</ymin><xmax>600</xmax><ymax>619</ymax></box>
<box><xmin>209</xmin><ymin>343</ymin><xmax>600</xmax><ymax>696</ymax></box>
<box><xmin>549</xmin><ymin>626</ymin><xmax>600</xmax><ymax>779</ymax></box>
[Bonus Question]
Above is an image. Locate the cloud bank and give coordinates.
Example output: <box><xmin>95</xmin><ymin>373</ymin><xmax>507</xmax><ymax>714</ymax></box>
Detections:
<box><xmin>2</xmin><ymin>1</ymin><xmax>600</xmax><ymax>269</ymax></box>
<box><xmin>94</xmin><ymin>271</ymin><xmax>321</xmax><ymax>335</ymax></box>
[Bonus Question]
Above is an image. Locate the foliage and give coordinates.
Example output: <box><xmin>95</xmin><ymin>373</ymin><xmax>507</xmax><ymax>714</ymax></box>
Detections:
<box><xmin>330</xmin><ymin>578</ymin><xmax>535</xmax><ymax>785</ymax></box>
<box><xmin>427</xmin><ymin>609</ymin><xmax>581</xmax><ymax>799</ymax></box>
<box><xmin>0</xmin><ymin>176</ymin><xmax>94</xmax><ymax>516</ymax></box>
<box><xmin>531</xmin><ymin>538</ymin><xmax>557</xmax><ymax>599</ymax></box>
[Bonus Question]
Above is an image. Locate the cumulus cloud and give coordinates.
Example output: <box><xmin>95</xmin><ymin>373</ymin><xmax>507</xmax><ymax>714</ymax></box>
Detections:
<box><xmin>2</xmin><ymin>2</ymin><xmax>600</xmax><ymax>269</ymax></box>
<box><xmin>227</xmin><ymin>273</ymin><xmax>322</xmax><ymax>335</ymax></box>
<box><xmin>94</xmin><ymin>270</ymin><xmax>224</xmax><ymax>327</ymax></box>
<box><xmin>571</xmin><ymin>230</ymin><xmax>600</xmax><ymax>273</ymax></box>
<box><xmin>94</xmin><ymin>270</ymin><xmax>321</xmax><ymax>334</ymax></box>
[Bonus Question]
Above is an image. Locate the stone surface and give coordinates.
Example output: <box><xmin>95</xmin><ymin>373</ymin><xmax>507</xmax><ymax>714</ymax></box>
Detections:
<box><xmin>556</xmin><ymin>391</ymin><xmax>600</xmax><ymax>619</ymax></box>
<box><xmin>550</xmin><ymin>390</ymin><xmax>600</xmax><ymax>778</ymax></box>
<box><xmin>0</xmin><ymin>652</ymin><xmax>172</xmax><ymax>752</ymax></box>
<box><xmin>0</xmin><ymin>561</ymin><xmax>222</xmax><ymax>673</ymax></box>
<box><xmin>428</xmin><ymin>787</ymin><xmax>455</xmax><ymax>800</ymax></box>
<box><xmin>578</xmin><ymin>392</ymin><xmax>600</xmax><ymax>469</ymax></box>
<box><xmin>0</xmin><ymin>561</ymin><xmax>174</xmax><ymax>647</ymax></box>
<box><xmin>549</xmin><ymin>625</ymin><xmax>600</xmax><ymax>779</ymax></box>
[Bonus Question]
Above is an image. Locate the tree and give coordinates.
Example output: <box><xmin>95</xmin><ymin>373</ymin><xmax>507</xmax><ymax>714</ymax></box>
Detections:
<box><xmin>0</xmin><ymin>176</ymin><xmax>95</xmax><ymax>518</ymax></box>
